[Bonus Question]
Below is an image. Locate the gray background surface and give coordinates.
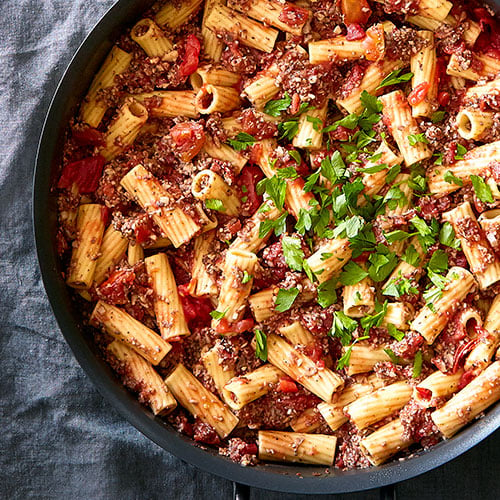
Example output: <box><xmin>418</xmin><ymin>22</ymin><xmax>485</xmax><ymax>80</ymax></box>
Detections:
<box><xmin>0</xmin><ymin>1</ymin><xmax>498</xmax><ymax>498</ymax></box>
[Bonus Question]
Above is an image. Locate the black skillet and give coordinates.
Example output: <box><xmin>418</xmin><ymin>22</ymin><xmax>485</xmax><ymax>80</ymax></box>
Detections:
<box><xmin>33</xmin><ymin>1</ymin><xmax>500</xmax><ymax>497</ymax></box>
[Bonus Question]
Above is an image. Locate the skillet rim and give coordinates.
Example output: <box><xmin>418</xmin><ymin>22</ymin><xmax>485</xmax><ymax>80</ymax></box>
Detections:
<box><xmin>33</xmin><ymin>0</ymin><xmax>500</xmax><ymax>493</ymax></box>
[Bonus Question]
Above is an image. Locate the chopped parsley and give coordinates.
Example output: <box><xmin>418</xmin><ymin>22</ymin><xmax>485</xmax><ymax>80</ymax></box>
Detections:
<box><xmin>278</xmin><ymin>120</ymin><xmax>299</xmax><ymax>140</ymax></box>
<box><xmin>431</xmin><ymin>111</ymin><xmax>446</xmax><ymax>123</ymax></box>
<box><xmin>317</xmin><ymin>278</ymin><xmax>338</xmax><ymax>308</ymax></box>
<box><xmin>210</xmin><ymin>309</ymin><xmax>226</xmax><ymax>320</ymax></box>
<box><xmin>360</xmin><ymin>300</ymin><xmax>388</xmax><ymax>333</ymax></box>
<box><xmin>408</xmin><ymin>133</ymin><xmax>429</xmax><ymax>146</ymax></box>
<box><xmin>470</xmin><ymin>175</ymin><xmax>494</xmax><ymax>203</ymax></box>
<box><xmin>307</xmin><ymin>115</ymin><xmax>323</xmax><ymax>131</ymax></box>
<box><xmin>376</xmin><ymin>69</ymin><xmax>414</xmax><ymax>90</ymax></box>
<box><xmin>383</xmin><ymin>274</ymin><xmax>418</xmax><ymax>298</ymax></box>
<box><xmin>387</xmin><ymin>324</ymin><xmax>405</xmax><ymax>342</ymax></box>
<box><xmin>444</xmin><ymin>170</ymin><xmax>463</xmax><ymax>187</ymax></box>
<box><xmin>242</xmin><ymin>271</ymin><xmax>253</xmax><ymax>284</ymax></box>
<box><xmin>339</xmin><ymin>261</ymin><xmax>369</xmax><ymax>286</ymax></box>
<box><xmin>288</xmin><ymin>150</ymin><xmax>301</xmax><ymax>164</ymax></box>
<box><xmin>257</xmin><ymin>176</ymin><xmax>286</xmax><ymax>210</ymax></box>
<box><xmin>439</xmin><ymin>222</ymin><xmax>461</xmax><ymax>250</ymax></box>
<box><xmin>205</xmin><ymin>199</ymin><xmax>226</xmax><ymax>212</ymax></box>
<box><xmin>337</xmin><ymin>335</ymin><xmax>370</xmax><ymax>370</ymax></box>
<box><xmin>255</xmin><ymin>329</ymin><xmax>268</xmax><ymax>361</ymax></box>
<box><xmin>384</xmin><ymin>347</ymin><xmax>401</xmax><ymax>364</ymax></box>
<box><xmin>228</xmin><ymin>132</ymin><xmax>256</xmax><ymax>151</ymax></box>
<box><xmin>258</xmin><ymin>211</ymin><xmax>288</xmax><ymax>238</ymax></box>
<box><xmin>263</xmin><ymin>93</ymin><xmax>292</xmax><ymax>117</ymax></box>
<box><xmin>281</xmin><ymin>235</ymin><xmax>304</xmax><ymax>272</ymax></box>
<box><xmin>275</xmin><ymin>287</ymin><xmax>300</xmax><ymax>312</ymax></box>
<box><xmin>412</xmin><ymin>350</ymin><xmax>423</xmax><ymax>378</ymax></box>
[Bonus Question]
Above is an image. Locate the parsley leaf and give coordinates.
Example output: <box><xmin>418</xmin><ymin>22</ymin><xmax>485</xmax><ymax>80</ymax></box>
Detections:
<box><xmin>307</xmin><ymin>115</ymin><xmax>323</xmax><ymax>131</ymax></box>
<box><xmin>333</xmin><ymin>215</ymin><xmax>365</xmax><ymax>239</ymax></box>
<box><xmin>257</xmin><ymin>176</ymin><xmax>286</xmax><ymax>210</ymax></box>
<box><xmin>412</xmin><ymin>350</ymin><xmax>423</xmax><ymax>378</ymax></box>
<box><xmin>376</xmin><ymin>69</ymin><xmax>414</xmax><ymax>90</ymax></box>
<box><xmin>329</xmin><ymin>311</ymin><xmax>358</xmax><ymax>346</ymax></box>
<box><xmin>383</xmin><ymin>274</ymin><xmax>418</xmax><ymax>298</ymax></box>
<box><xmin>439</xmin><ymin>222</ymin><xmax>461</xmax><ymax>250</ymax></box>
<box><xmin>276</xmin><ymin>166</ymin><xmax>299</xmax><ymax>180</ymax></box>
<box><xmin>368</xmin><ymin>245</ymin><xmax>398</xmax><ymax>282</ymax></box>
<box><xmin>228</xmin><ymin>132</ymin><xmax>256</xmax><ymax>151</ymax></box>
<box><xmin>470</xmin><ymin>175</ymin><xmax>494</xmax><ymax>203</ymax></box>
<box><xmin>444</xmin><ymin>170</ymin><xmax>463</xmax><ymax>187</ymax></box>
<box><xmin>427</xmin><ymin>249</ymin><xmax>448</xmax><ymax>274</ymax></box>
<box><xmin>337</xmin><ymin>335</ymin><xmax>370</xmax><ymax>369</ymax></box>
<box><xmin>317</xmin><ymin>278</ymin><xmax>338</xmax><ymax>308</ymax></box>
<box><xmin>431</xmin><ymin>111</ymin><xmax>446</xmax><ymax>123</ymax></box>
<box><xmin>288</xmin><ymin>150</ymin><xmax>301</xmax><ymax>164</ymax></box>
<box><xmin>385</xmin><ymin>229</ymin><xmax>411</xmax><ymax>244</ymax></box>
<box><xmin>242</xmin><ymin>271</ymin><xmax>253</xmax><ymax>284</ymax></box>
<box><xmin>323</xmin><ymin>113</ymin><xmax>359</xmax><ymax>132</ymax></box>
<box><xmin>455</xmin><ymin>144</ymin><xmax>467</xmax><ymax>160</ymax></box>
<box><xmin>360</xmin><ymin>300</ymin><xmax>388</xmax><ymax>333</ymax></box>
<box><xmin>205</xmin><ymin>199</ymin><xmax>226</xmax><ymax>212</ymax></box>
<box><xmin>340</xmin><ymin>261</ymin><xmax>369</xmax><ymax>286</ymax></box>
<box><xmin>278</xmin><ymin>120</ymin><xmax>299</xmax><ymax>140</ymax></box>
<box><xmin>258</xmin><ymin>211</ymin><xmax>288</xmax><ymax>238</ymax></box>
<box><xmin>402</xmin><ymin>243</ymin><xmax>421</xmax><ymax>267</ymax></box>
<box><xmin>255</xmin><ymin>329</ymin><xmax>268</xmax><ymax>361</ymax></box>
<box><xmin>360</xmin><ymin>91</ymin><xmax>383</xmax><ymax>113</ymax></box>
<box><xmin>281</xmin><ymin>235</ymin><xmax>304</xmax><ymax>272</ymax></box>
<box><xmin>210</xmin><ymin>309</ymin><xmax>226</xmax><ymax>320</ymax></box>
<box><xmin>264</xmin><ymin>93</ymin><xmax>292</xmax><ymax>117</ymax></box>
<box><xmin>408</xmin><ymin>133</ymin><xmax>429</xmax><ymax>146</ymax></box>
<box><xmin>410</xmin><ymin>216</ymin><xmax>438</xmax><ymax>250</ymax></box>
<box><xmin>387</xmin><ymin>323</ymin><xmax>405</xmax><ymax>342</ymax></box>
<box><xmin>384</xmin><ymin>347</ymin><xmax>401</xmax><ymax>364</ymax></box>
<box><xmin>275</xmin><ymin>288</ymin><xmax>300</xmax><ymax>312</ymax></box>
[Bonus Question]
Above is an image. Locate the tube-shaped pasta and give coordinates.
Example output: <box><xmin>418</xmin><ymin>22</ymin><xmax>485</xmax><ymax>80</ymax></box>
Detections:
<box><xmin>243</xmin><ymin>64</ymin><xmax>280</xmax><ymax>109</ymax></box>
<box><xmin>145</xmin><ymin>253</ymin><xmax>190</xmax><ymax>340</ymax></box>
<box><xmin>292</xmin><ymin>102</ymin><xmax>328</xmax><ymax>150</ymax></box>
<box><xmin>337</xmin><ymin>59</ymin><xmax>404</xmax><ymax>114</ymax></box>
<box><xmin>165</xmin><ymin>364</ymin><xmax>239</xmax><ymax>438</ymax></box>
<box><xmin>106</xmin><ymin>340</ymin><xmax>177</xmax><ymax>415</ymax></box>
<box><xmin>345</xmin><ymin>344</ymin><xmax>392</xmax><ymax>376</ymax></box>
<box><xmin>93</xmin><ymin>226</ymin><xmax>128</xmax><ymax>286</ymax></box>
<box><xmin>416</xmin><ymin>0</ymin><xmax>452</xmax><ymax>20</ymax></box>
<box><xmin>290</xmin><ymin>407</ymin><xmax>324</xmax><ymax>433</ymax></box>
<box><xmin>379</xmin><ymin>90</ymin><xmax>432</xmax><ymax>166</ymax></box>
<box><xmin>279</xmin><ymin>321</ymin><xmax>314</xmax><ymax>346</ymax></box>
<box><xmin>80</xmin><ymin>46</ymin><xmax>132</xmax><ymax>127</ymax></box>
<box><xmin>258</xmin><ymin>431</ymin><xmax>337</xmax><ymax>465</ymax></box>
<box><xmin>478</xmin><ymin>210</ymin><xmax>500</xmax><ymax>254</ymax></box>
<box><xmin>229</xmin><ymin>0</ymin><xmax>310</xmax><ymax>35</ymax></box>
<box><xmin>190</xmin><ymin>66</ymin><xmax>240</xmax><ymax>91</ymax></box>
<box><xmin>154</xmin><ymin>0</ymin><xmax>203</xmax><ymax>30</ymax></box>
<box><xmin>443</xmin><ymin>202</ymin><xmax>500</xmax><ymax>289</ymax></box>
<box><xmin>121</xmin><ymin>165</ymin><xmax>202</xmax><ymax>248</ymax></box>
<box><xmin>127</xmin><ymin>241</ymin><xmax>144</xmax><ymax>266</ymax></box>
<box><xmin>306</xmin><ymin>238</ymin><xmax>352</xmax><ymax>283</ymax></box>
<box><xmin>204</xmin><ymin>5</ymin><xmax>279</xmax><ymax>53</ymax></box>
<box><xmin>412</xmin><ymin>267</ymin><xmax>476</xmax><ymax>344</ymax></box>
<box><xmin>382</xmin><ymin>302</ymin><xmax>415</xmax><ymax>331</ymax></box>
<box><xmin>213</xmin><ymin>249</ymin><xmax>258</xmax><ymax>328</ymax></box>
<box><xmin>90</xmin><ymin>301</ymin><xmax>171</xmax><ymax>365</ymax></box>
<box><xmin>192</xmin><ymin>170</ymin><xmax>241</xmax><ymax>216</ymax></box>
<box><xmin>427</xmin><ymin>141</ymin><xmax>500</xmax><ymax>195</ymax></box>
<box><xmin>131</xmin><ymin>18</ymin><xmax>173</xmax><ymax>56</ymax></box>
<box><xmin>410</xmin><ymin>31</ymin><xmax>437</xmax><ymax>118</ymax></box>
<box><xmin>202</xmin><ymin>135</ymin><xmax>248</xmax><ymax>172</ymax></box>
<box><xmin>223</xmin><ymin>364</ymin><xmax>284</xmax><ymax>410</ymax></box>
<box><xmin>309</xmin><ymin>36</ymin><xmax>366</xmax><ymax>64</ymax></box>
<box><xmin>413</xmin><ymin>369</ymin><xmax>463</xmax><ymax>408</ymax></box>
<box><xmin>343</xmin><ymin>275</ymin><xmax>375</xmax><ymax>318</ymax></box>
<box><xmin>100</xmin><ymin>100</ymin><xmax>148</xmax><ymax>161</ymax></box>
<box><xmin>447</xmin><ymin>53</ymin><xmax>500</xmax><ymax>81</ymax></box>
<box><xmin>230</xmin><ymin>201</ymin><xmax>282</xmax><ymax>253</ymax></box>
<box><xmin>465</xmin><ymin>295</ymin><xmax>500</xmax><ymax>371</ymax></box>
<box><xmin>202</xmin><ymin>345</ymin><xmax>236</xmax><ymax>396</ymax></box>
<box><xmin>248</xmin><ymin>287</ymin><xmax>277</xmax><ymax>322</ymax></box>
<box><xmin>267</xmin><ymin>334</ymin><xmax>344</xmax><ymax>402</ymax></box>
<box><xmin>345</xmin><ymin>381</ymin><xmax>413</xmax><ymax>429</ymax></box>
<box><xmin>456</xmin><ymin>108</ymin><xmax>494</xmax><ymax>140</ymax></box>
<box><xmin>465</xmin><ymin>77</ymin><xmax>500</xmax><ymax>102</ymax></box>
<box><xmin>133</xmin><ymin>91</ymin><xmax>198</xmax><ymax>118</ymax></box>
<box><xmin>201</xmin><ymin>0</ymin><xmax>224</xmax><ymax>61</ymax></box>
<box><xmin>360</xmin><ymin>418</ymin><xmax>414</xmax><ymax>466</ymax></box>
<box><xmin>67</xmin><ymin>204</ymin><xmax>106</xmax><ymax>289</ymax></box>
<box><xmin>188</xmin><ymin>230</ymin><xmax>218</xmax><ymax>298</ymax></box>
<box><xmin>318</xmin><ymin>375</ymin><xmax>384</xmax><ymax>431</ymax></box>
<box><xmin>195</xmin><ymin>84</ymin><xmax>241</xmax><ymax>114</ymax></box>
<box><xmin>431</xmin><ymin>361</ymin><xmax>500</xmax><ymax>438</ymax></box>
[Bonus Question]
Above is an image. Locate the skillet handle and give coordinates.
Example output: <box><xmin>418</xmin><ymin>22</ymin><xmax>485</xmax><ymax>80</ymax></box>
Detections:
<box><xmin>380</xmin><ymin>484</ymin><xmax>397</xmax><ymax>500</ymax></box>
<box><xmin>233</xmin><ymin>482</ymin><xmax>250</xmax><ymax>500</ymax></box>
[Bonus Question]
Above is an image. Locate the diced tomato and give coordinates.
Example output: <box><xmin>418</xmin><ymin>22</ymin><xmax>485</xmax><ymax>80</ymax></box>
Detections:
<box><xmin>437</xmin><ymin>91</ymin><xmax>450</xmax><ymax>107</ymax></box>
<box><xmin>98</xmin><ymin>269</ymin><xmax>135</xmax><ymax>305</ymax></box>
<box><xmin>304</xmin><ymin>343</ymin><xmax>324</xmax><ymax>364</ymax></box>
<box><xmin>346</xmin><ymin>24</ymin><xmax>365</xmax><ymax>41</ymax></box>
<box><xmin>135</xmin><ymin>225</ymin><xmax>153</xmax><ymax>245</ymax></box>
<box><xmin>72</xmin><ymin>126</ymin><xmax>105</xmax><ymax>147</ymax></box>
<box><xmin>193</xmin><ymin>420</ymin><xmax>221</xmax><ymax>445</ymax></box>
<box><xmin>178</xmin><ymin>34</ymin><xmax>201</xmax><ymax>79</ymax></box>
<box><xmin>341</xmin><ymin>0</ymin><xmax>372</xmax><ymax>25</ymax></box>
<box><xmin>239</xmin><ymin>109</ymin><xmax>276</xmax><ymax>139</ymax></box>
<box><xmin>408</xmin><ymin>82</ymin><xmax>430</xmax><ymax>106</ymax></box>
<box><xmin>249</xmin><ymin>142</ymin><xmax>263</xmax><ymax>165</ymax></box>
<box><xmin>452</xmin><ymin>338</ymin><xmax>480</xmax><ymax>373</ymax></box>
<box><xmin>458</xmin><ymin>369</ymin><xmax>477</xmax><ymax>390</ymax></box>
<box><xmin>58</xmin><ymin>155</ymin><xmax>105</xmax><ymax>193</ymax></box>
<box><xmin>177</xmin><ymin>284</ymin><xmax>213</xmax><ymax>327</ymax></box>
<box><xmin>289</xmin><ymin>93</ymin><xmax>301</xmax><ymax>115</ymax></box>
<box><xmin>415</xmin><ymin>387</ymin><xmax>433</xmax><ymax>400</ymax></box>
<box><xmin>240</xmin><ymin>443</ymin><xmax>258</xmax><ymax>455</ymax></box>
<box><xmin>278</xmin><ymin>4</ymin><xmax>310</xmax><ymax>28</ymax></box>
<box><xmin>170</xmin><ymin>121</ymin><xmax>205</xmax><ymax>162</ymax></box>
<box><xmin>278</xmin><ymin>377</ymin><xmax>299</xmax><ymax>393</ymax></box>
<box><xmin>237</xmin><ymin>165</ymin><xmax>264</xmax><ymax>215</ymax></box>
<box><xmin>363</xmin><ymin>24</ymin><xmax>384</xmax><ymax>61</ymax></box>
<box><xmin>215</xmin><ymin>317</ymin><xmax>255</xmax><ymax>334</ymax></box>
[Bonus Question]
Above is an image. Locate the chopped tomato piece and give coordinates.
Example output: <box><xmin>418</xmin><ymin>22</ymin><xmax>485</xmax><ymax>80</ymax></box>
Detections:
<box><xmin>289</xmin><ymin>93</ymin><xmax>301</xmax><ymax>115</ymax></box>
<box><xmin>178</xmin><ymin>34</ymin><xmax>201</xmax><ymax>79</ymax></box>
<box><xmin>178</xmin><ymin>284</ymin><xmax>212</xmax><ymax>327</ymax></box>
<box><xmin>408</xmin><ymin>82</ymin><xmax>430</xmax><ymax>106</ymax></box>
<box><xmin>415</xmin><ymin>387</ymin><xmax>433</xmax><ymax>400</ymax></box>
<box><xmin>452</xmin><ymin>338</ymin><xmax>479</xmax><ymax>373</ymax></box>
<box><xmin>237</xmin><ymin>165</ymin><xmax>264</xmax><ymax>215</ymax></box>
<box><xmin>72</xmin><ymin>126</ymin><xmax>105</xmax><ymax>147</ymax></box>
<box><xmin>458</xmin><ymin>369</ymin><xmax>477</xmax><ymax>389</ymax></box>
<box><xmin>58</xmin><ymin>155</ymin><xmax>105</xmax><ymax>193</ymax></box>
<box><xmin>278</xmin><ymin>4</ymin><xmax>310</xmax><ymax>28</ymax></box>
<box><xmin>346</xmin><ymin>24</ymin><xmax>365</xmax><ymax>41</ymax></box>
<box><xmin>363</xmin><ymin>24</ymin><xmax>385</xmax><ymax>61</ymax></box>
<box><xmin>98</xmin><ymin>269</ymin><xmax>135</xmax><ymax>305</ymax></box>
<box><xmin>278</xmin><ymin>377</ymin><xmax>299</xmax><ymax>393</ymax></box>
<box><xmin>170</xmin><ymin>121</ymin><xmax>205</xmax><ymax>162</ymax></box>
<box><xmin>437</xmin><ymin>91</ymin><xmax>450</xmax><ymax>107</ymax></box>
<box><xmin>341</xmin><ymin>0</ymin><xmax>372</xmax><ymax>25</ymax></box>
<box><xmin>215</xmin><ymin>317</ymin><xmax>255</xmax><ymax>334</ymax></box>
